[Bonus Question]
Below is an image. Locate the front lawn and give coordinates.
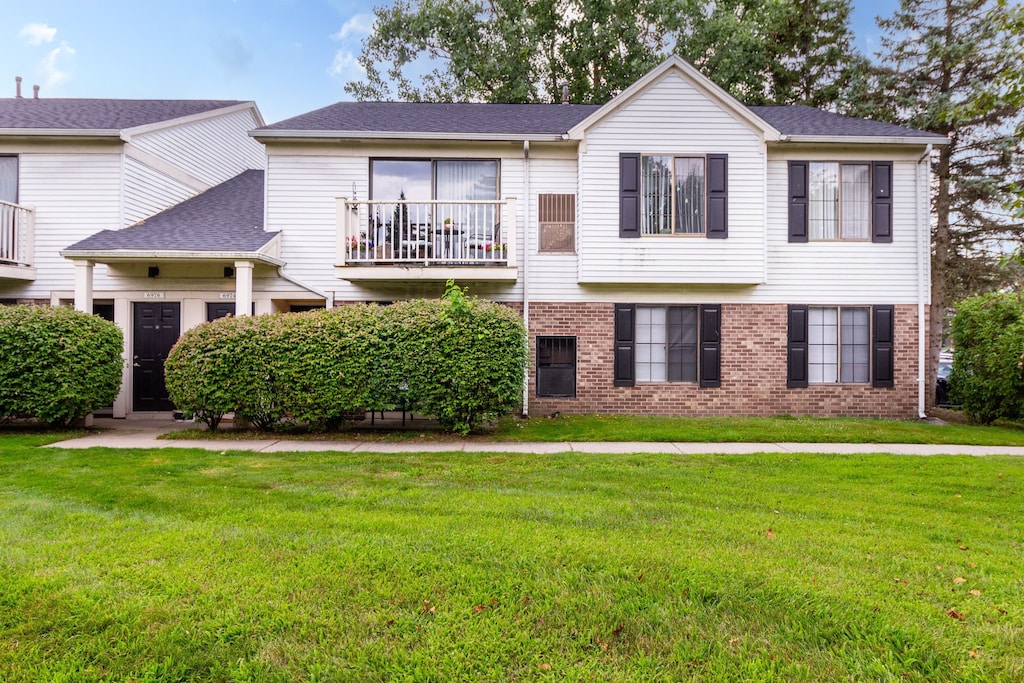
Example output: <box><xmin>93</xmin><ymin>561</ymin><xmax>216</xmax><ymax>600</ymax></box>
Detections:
<box><xmin>1</xmin><ymin>438</ymin><xmax>1021</xmax><ymax>681</ymax></box>
<box><xmin>169</xmin><ymin>413</ymin><xmax>1024</xmax><ymax>446</ymax></box>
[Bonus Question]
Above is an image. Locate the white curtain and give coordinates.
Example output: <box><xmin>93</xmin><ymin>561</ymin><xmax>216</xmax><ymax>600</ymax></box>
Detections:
<box><xmin>809</xmin><ymin>163</ymin><xmax>839</xmax><ymax>240</ymax></box>
<box><xmin>0</xmin><ymin>157</ymin><xmax>17</xmax><ymax>203</ymax></box>
<box><xmin>840</xmin><ymin>164</ymin><xmax>870</xmax><ymax>239</ymax></box>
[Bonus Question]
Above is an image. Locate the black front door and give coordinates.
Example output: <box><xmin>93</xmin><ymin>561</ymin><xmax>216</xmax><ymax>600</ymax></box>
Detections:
<box><xmin>206</xmin><ymin>302</ymin><xmax>235</xmax><ymax>321</ymax></box>
<box><xmin>133</xmin><ymin>302</ymin><xmax>180</xmax><ymax>411</ymax></box>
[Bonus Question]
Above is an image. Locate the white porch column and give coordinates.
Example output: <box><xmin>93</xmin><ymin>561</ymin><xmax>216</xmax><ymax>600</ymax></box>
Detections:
<box><xmin>73</xmin><ymin>260</ymin><xmax>94</xmax><ymax>313</ymax></box>
<box><xmin>234</xmin><ymin>260</ymin><xmax>253</xmax><ymax>317</ymax></box>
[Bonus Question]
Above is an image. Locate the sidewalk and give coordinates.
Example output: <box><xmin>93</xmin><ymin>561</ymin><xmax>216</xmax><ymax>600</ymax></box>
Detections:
<box><xmin>43</xmin><ymin>417</ymin><xmax>1024</xmax><ymax>456</ymax></box>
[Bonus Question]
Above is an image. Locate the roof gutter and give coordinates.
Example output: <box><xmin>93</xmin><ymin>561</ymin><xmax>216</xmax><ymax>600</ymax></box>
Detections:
<box><xmin>59</xmin><ymin>249</ymin><xmax>286</xmax><ymax>267</ymax></box>
<box><xmin>250</xmin><ymin>130</ymin><xmax>569</xmax><ymax>143</ymax></box>
<box><xmin>0</xmin><ymin>128</ymin><xmax>122</xmax><ymax>140</ymax></box>
<box><xmin>775</xmin><ymin>134</ymin><xmax>950</xmax><ymax>146</ymax></box>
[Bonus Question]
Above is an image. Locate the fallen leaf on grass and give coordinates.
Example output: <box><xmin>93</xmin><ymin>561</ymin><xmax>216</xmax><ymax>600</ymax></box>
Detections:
<box><xmin>959</xmin><ymin>545</ymin><xmax>969</xmax><ymax>551</ymax></box>
<box><xmin>968</xmin><ymin>650</ymin><xmax>981</xmax><ymax>658</ymax></box>
<box><xmin>473</xmin><ymin>605</ymin><xmax>486</xmax><ymax>613</ymax></box>
<box><xmin>954</xmin><ymin>577</ymin><xmax>967</xmax><ymax>584</ymax></box>
<box><xmin>969</xmin><ymin>561</ymin><xmax>977</xmax><ymax>568</ymax></box>
<box><xmin>969</xmin><ymin>590</ymin><xmax>981</xmax><ymax>596</ymax></box>
<box><xmin>947</xmin><ymin>609</ymin><xmax>965</xmax><ymax>621</ymax></box>
<box><xmin>539</xmin><ymin>663</ymin><xmax>552</xmax><ymax>671</ymax></box>
<box><xmin>422</xmin><ymin>600</ymin><xmax>436</xmax><ymax>614</ymax></box>
<box><xmin>766</xmin><ymin>528</ymin><xmax>775</xmax><ymax>539</ymax></box>
<box><xmin>936</xmin><ymin>565</ymin><xmax>943</xmax><ymax>570</ymax></box>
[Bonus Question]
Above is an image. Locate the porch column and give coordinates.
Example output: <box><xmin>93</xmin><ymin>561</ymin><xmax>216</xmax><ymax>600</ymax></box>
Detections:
<box><xmin>73</xmin><ymin>260</ymin><xmax>94</xmax><ymax>313</ymax></box>
<box><xmin>234</xmin><ymin>260</ymin><xmax>253</xmax><ymax>317</ymax></box>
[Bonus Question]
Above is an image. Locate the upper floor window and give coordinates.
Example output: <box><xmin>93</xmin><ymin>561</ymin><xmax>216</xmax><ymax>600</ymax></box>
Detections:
<box><xmin>789</xmin><ymin>160</ymin><xmax>892</xmax><ymax>244</ymax></box>
<box><xmin>0</xmin><ymin>156</ymin><xmax>17</xmax><ymax>204</ymax></box>
<box><xmin>809</xmin><ymin>163</ymin><xmax>870</xmax><ymax>240</ymax></box>
<box><xmin>370</xmin><ymin>159</ymin><xmax>498</xmax><ymax>203</ymax></box>
<box><xmin>642</xmin><ymin>156</ymin><xmax>705</xmax><ymax>235</ymax></box>
<box><xmin>619</xmin><ymin>153</ymin><xmax>728</xmax><ymax>239</ymax></box>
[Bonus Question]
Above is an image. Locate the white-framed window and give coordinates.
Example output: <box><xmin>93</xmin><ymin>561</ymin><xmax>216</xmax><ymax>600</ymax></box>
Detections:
<box><xmin>808</xmin><ymin>306</ymin><xmax>870</xmax><ymax>383</ymax></box>
<box><xmin>809</xmin><ymin>162</ymin><xmax>871</xmax><ymax>240</ymax></box>
<box><xmin>636</xmin><ymin>305</ymin><xmax>699</xmax><ymax>382</ymax></box>
<box><xmin>641</xmin><ymin>155</ymin><xmax>706</xmax><ymax>235</ymax></box>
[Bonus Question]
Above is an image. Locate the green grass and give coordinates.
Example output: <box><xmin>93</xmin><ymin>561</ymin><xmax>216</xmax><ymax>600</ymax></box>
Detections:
<box><xmin>1</xmin><ymin>436</ymin><xmax>1022</xmax><ymax>681</ymax></box>
<box><xmin>169</xmin><ymin>413</ymin><xmax>1024</xmax><ymax>446</ymax></box>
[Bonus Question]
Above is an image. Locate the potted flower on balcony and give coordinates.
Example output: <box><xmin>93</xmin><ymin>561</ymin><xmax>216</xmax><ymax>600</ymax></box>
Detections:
<box><xmin>483</xmin><ymin>242</ymin><xmax>507</xmax><ymax>257</ymax></box>
<box><xmin>348</xmin><ymin>233</ymin><xmax>374</xmax><ymax>257</ymax></box>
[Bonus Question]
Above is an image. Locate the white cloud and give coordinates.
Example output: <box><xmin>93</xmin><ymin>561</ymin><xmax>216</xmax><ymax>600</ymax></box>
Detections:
<box><xmin>328</xmin><ymin>50</ymin><xmax>363</xmax><ymax>78</ymax></box>
<box><xmin>40</xmin><ymin>42</ymin><xmax>76</xmax><ymax>87</ymax></box>
<box><xmin>331</xmin><ymin>14</ymin><xmax>373</xmax><ymax>41</ymax></box>
<box><xmin>20</xmin><ymin>23</ymin><xmax>57</xmax><ymax>45</ymax></box>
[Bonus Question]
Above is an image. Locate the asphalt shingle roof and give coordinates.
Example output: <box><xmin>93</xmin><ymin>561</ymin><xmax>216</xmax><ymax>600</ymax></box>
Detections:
<box><xmin>0</xmin><ymin>98</ymin><xmax>247</xmax><ymax>131</ymax></box>
<box><xmin>65</xmin><ymin>170</ymin><xmax>275</xmax><ymax>253</ymax></box>
<box><xmin>747</xmin><ymin>105</ymin><xmax>944</xmax><ymax>138</ymax></box>
<box><xmin>258</xmin><ymin>100</ymin><xmax>941</xmax><ymax>140</ymax></box>
<box><xmin>259</xmin><ymin>102</ymin><xmax>603</xmax><ymax>135</ymax></box>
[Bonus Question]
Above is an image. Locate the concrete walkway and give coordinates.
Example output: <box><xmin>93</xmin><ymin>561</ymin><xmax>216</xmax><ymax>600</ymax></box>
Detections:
<box><xmin>42</xmin><ymin>417</ymin><xmax>1024</xmax><ymax>456</ymax></box>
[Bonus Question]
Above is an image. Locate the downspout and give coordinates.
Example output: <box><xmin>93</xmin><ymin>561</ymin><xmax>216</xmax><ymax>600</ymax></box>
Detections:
<box><xmin>916</xmin><ymin>144</ymin><xmax>932</xmax><ymax>419</ymax></box>
<box><xmin>521</xmin><ymin>140</ymin><xmax>530</xmax><ymax>417</ymax></box>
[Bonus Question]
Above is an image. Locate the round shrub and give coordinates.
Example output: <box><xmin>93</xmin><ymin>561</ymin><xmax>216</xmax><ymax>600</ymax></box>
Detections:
<box><xmin>0</xmin><ymin>305</ymin><xmax>123</xmax><ymax>426</ymax></box>
<box><xmin>949</xmin><ymin>292</ymin><xmax>1024</xmax><ymax>424</ymax></box>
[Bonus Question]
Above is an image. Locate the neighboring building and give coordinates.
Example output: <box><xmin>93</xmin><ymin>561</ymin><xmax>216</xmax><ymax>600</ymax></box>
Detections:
<box><xmin>0</xmin><ymin>94</ymin><xmax>276</xmax><ymax>416</ymax></box>
<box><xmin>5</xmin><ymin>56</ymin><xmax>948</xmax><ymax>419</ymax></box>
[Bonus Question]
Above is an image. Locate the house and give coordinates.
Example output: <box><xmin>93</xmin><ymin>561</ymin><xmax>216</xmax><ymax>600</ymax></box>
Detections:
<box><xmin>0</xmin><ymin>92</ymin><xmax>275</xmax><ymax>416</ymax></box>
<box><xmin>9</xmin><ymin>56</ymin><xmax>948</xmax><ymax>420</ymax></box>
<box><xmin>248</xmin><ymin>56</ymin><xmax>946</xmax><ymax>420</ymax></box>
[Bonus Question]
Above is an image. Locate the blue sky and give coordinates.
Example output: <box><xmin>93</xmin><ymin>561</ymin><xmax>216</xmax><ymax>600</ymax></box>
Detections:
<box><xmin>3</xmin><ymin>1</ymin><xmax>895</xmax><ymax>125</ymax></box>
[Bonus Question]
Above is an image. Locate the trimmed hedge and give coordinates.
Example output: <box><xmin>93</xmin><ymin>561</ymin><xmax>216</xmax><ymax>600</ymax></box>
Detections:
<box><xmin>949</xmin><ymin>292</ymin><xmax>1024</xmax><ymax>424</ymax></box>
<box><xmin>165</xmin><ymin>285</ymin><xmax>527</xmax><ymax>434</ymax></box>
<box><xmin>0</xmin><ymin>305</ymin><xmax>123</xmax><ymax>426</ymax></box>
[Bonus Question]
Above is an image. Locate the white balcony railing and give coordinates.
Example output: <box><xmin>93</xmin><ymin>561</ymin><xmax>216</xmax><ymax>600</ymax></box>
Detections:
<box><xmin>0</xmin><ymin>200</ymin><xmax>34</xmax><ymax>269</ymax></box>
<box><xmin>338</xmin><ymin>198</ymin><xmax>516</xmax><ymax>267</ymax></box>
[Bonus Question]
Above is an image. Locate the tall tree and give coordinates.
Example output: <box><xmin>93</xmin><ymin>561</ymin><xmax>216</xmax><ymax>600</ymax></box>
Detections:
<box><xmin>344</xmin><ymin>0</ymin><xmax>862</xmax><ymax>107</ymax></box>
<box><xmin>672</xmin><ymin>0</ymin><xmax>863</xmax><ymax>108</ymax></box>
<box><xmin>344</xmin><ymin>0</ymin><xmax>672</xmax><ymax>103</ymax></box>
<box><xmin>842</xmin><ymin>0</ymin><xmax>1024</xmax><ymax>381</ymax></box>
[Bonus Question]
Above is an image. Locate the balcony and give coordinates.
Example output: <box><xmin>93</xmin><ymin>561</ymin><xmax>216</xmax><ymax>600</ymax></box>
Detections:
<box><xmin>336</xmin><ymin>198</ymin><xmax>518</xmax><ymax>282</ymax></box>
<box><xmin>0</xmin><ymin>200</ymin><xmax>35</xmax><ymax>280</ymax></box>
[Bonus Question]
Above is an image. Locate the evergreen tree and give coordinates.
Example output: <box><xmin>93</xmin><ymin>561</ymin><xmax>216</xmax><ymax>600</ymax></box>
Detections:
<box><xmin>842</xmin><ymin>0</ymin><xmax>1024</xmax><ymax>380</ymax></box>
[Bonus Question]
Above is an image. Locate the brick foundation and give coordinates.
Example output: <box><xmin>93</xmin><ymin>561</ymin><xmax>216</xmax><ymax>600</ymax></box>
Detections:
<box><xmin>528</xmin><ymin>302</ymin><xmax>922</xmax><ymax>419</ymax></box>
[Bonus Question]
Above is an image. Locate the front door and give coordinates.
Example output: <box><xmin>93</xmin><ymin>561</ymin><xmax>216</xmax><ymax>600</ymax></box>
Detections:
<box><xmin>133</xmin><ymin>302</ymin><xmax>180</xmax><ymax>411</ymax></box>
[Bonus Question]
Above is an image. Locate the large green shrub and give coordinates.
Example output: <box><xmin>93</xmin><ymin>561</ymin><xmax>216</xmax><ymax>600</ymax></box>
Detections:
<box><xmin>0</xmin><ymin>305</ymin><xmax>123</xmax><ymax>426</ymax></box>
<box><xmin>164</xmin><ymin>286</ymin><xmax>527</xmax><ymax>434</ymax></box>
<box><xmin>949</xmin><ymin>292</ymin><xmax>1024</xmax><ymax>423</ymax></box>
<box><xmin>388</xmin><ymin>284</ymin><xmax>527</xmax><ymax>434</ymax></box>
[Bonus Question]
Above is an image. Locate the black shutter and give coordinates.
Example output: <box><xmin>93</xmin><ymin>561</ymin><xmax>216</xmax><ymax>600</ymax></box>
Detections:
<box><xmin>788</xmin><ymin>161</ymin><xmax>809</xmax><ymax>243</ymax></box>
<box><xmin>699</xmin><ymin>304</ymin><xmax>722</xmax><ymax>387</ymax></box>
<box><xmin>613</xmin><ymin>304</ymin><xmax>635</xmax><ymax>386</ymax></box>
<box><xmin>619</xmin><ymin>153</ymin><xmax>641</xmax><ymax>238</ymax></box>
<box><xmin>872</xmin><ymin>305</ymin><xmax>895</xmax><ymax>387</ymax></box>
<box><xmin>706</xmin><ymin>154</ymin><xmax>728</xmax><ymax>239</ymax></box>
<box><xmin>872</xmin><ymin>161</ymin><xmax>893</xmax><ymax>243</ymax></box>
<box><xmin>787</xmin><ymin>305</ymin><xmax>809</xmax><ymax>388</ymax></box>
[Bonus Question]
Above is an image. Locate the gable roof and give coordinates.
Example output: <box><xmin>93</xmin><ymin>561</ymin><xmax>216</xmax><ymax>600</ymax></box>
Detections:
<box><xmin>254</xmin><ymin>102</ymin><xmax>601</xmax><ymax>141</ymax></box>
<box><xmin>63</xmin><ymin>169</ymin><xmax>278</xmax><ymax>256</ymax></box>
<box><xmin>255</xmin><ymin>56</ymin><xmax>944</xmax><ymax>145</ymax></box>
<box><xmin>0</xmin><ymin>98</ymin><xmax>252</xmax><ymax>135</ymax></box>
<box><xmin>748</xmin><ymin>105</ymin><xmax>945</xmax><ymax>140</ymax></box>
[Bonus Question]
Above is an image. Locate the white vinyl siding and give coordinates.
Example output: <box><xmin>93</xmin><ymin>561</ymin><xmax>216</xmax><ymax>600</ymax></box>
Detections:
<box><xmin>13</xmin><ymin>153</ymin><xmax>121</xmax><ymax>296</ymax></box>
<box><xmin>577</xmin><ymin>70</ymin><xmax>765</xmax><ymax>285</ymax></box>
<box><xmin>123</xmin><ymin>157</ymin><xmax>195</xmax><ymax>225</ymax></box>
<box><xmin>130</xmin><ymin>109</ymin><xmax>265</xmax><ymax>186</ymax></box>
<box><xmin>264</xmin><ymin>144</ymin><xmax>528</xmax><ymax>302</ymax></box>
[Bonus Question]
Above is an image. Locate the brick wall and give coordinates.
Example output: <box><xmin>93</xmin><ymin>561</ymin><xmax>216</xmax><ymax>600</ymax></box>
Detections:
<box><xmin>528</xmin><ymin>302</ymin><xmax>922</xmax><ymax>419</ymax></box>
